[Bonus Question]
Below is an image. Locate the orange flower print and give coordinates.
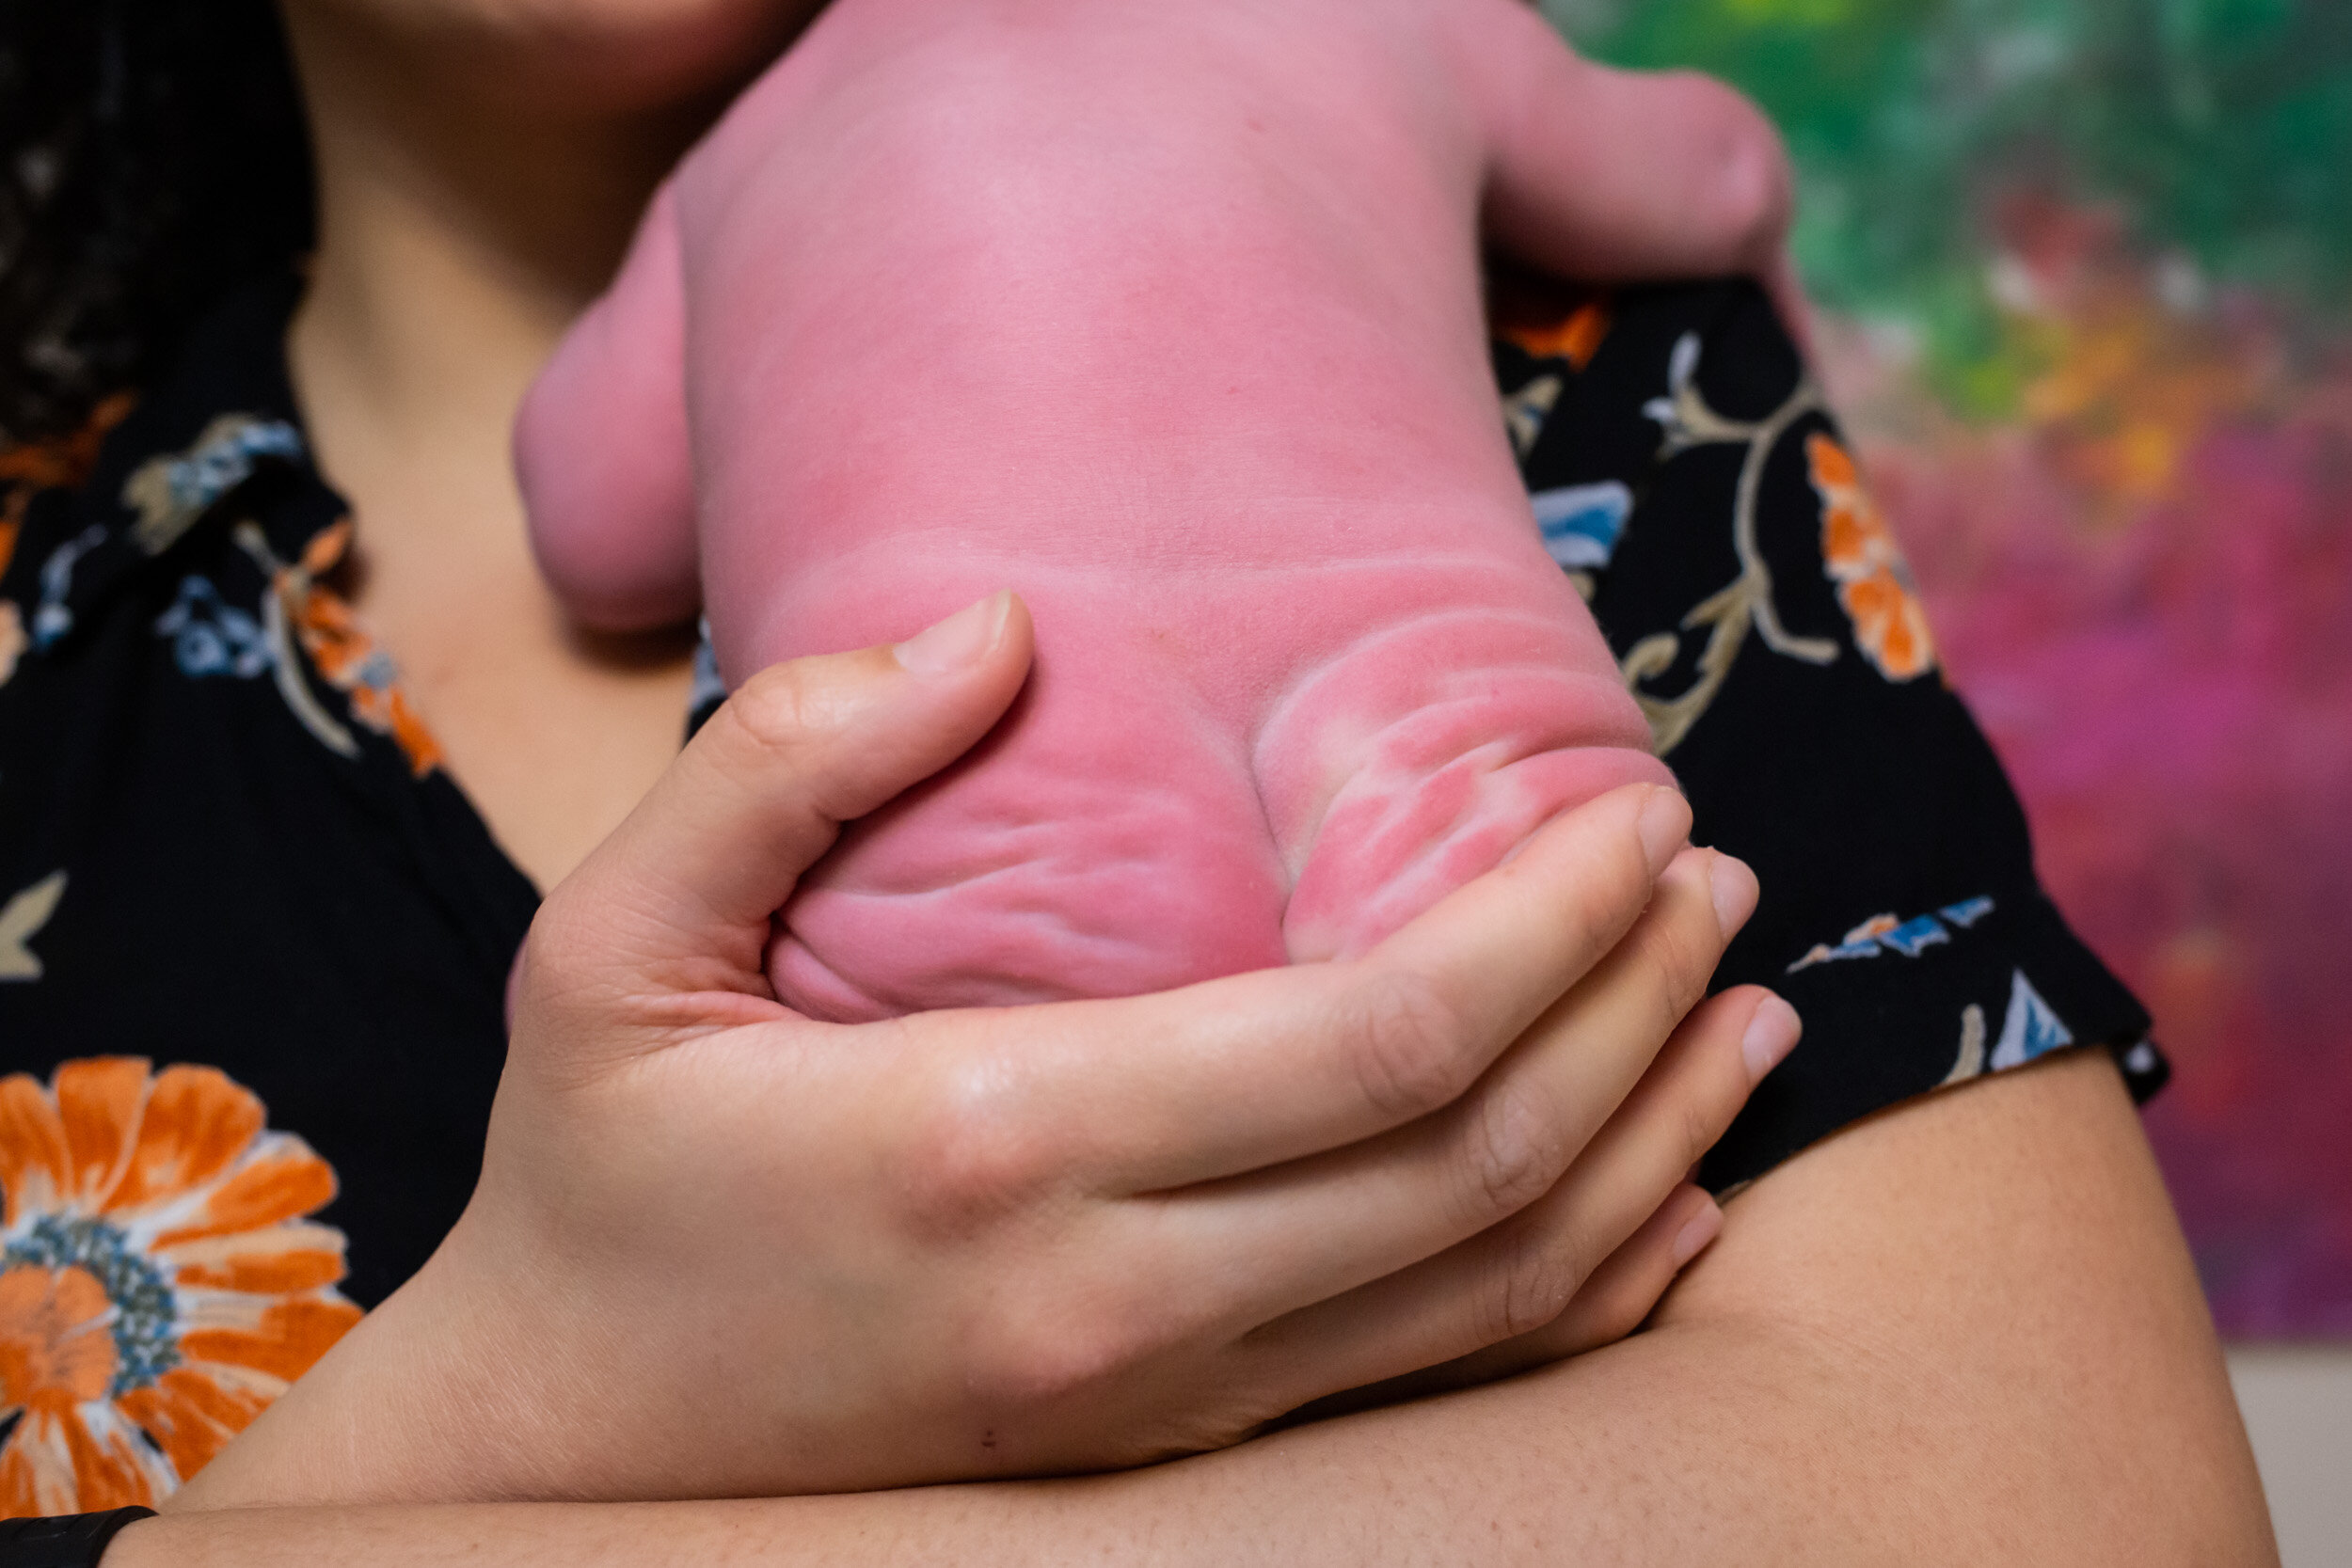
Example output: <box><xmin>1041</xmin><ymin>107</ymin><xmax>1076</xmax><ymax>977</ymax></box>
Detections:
<box><xmin>0</xmin><ymin>1059</ymin><xmax>360</xmax><ymax>1515</ymax></box>
<box><xmin>1497</xmin><ymin>297</ymin><xmax>1612</xmax><ymax>371</ymax></box>
<box><xmin>0</xmin><ymin>392</ymin><xmax>136</xmax><ymax>578</ymax></box>
<box><xmin>1805</xmin><ymin>433</ymin><xmax>1937</xmax><ymax>681</ymax></box>
<box><xmin>0</xmin><ymin>395</ymin><xmax>136</xmax><ymax>692</ymax></box>
<box><xmin>282</xmin><ymin>527</ymin><xmax>443</xmax><ymax>776</ymax></box>
<box><xmin>230</xmin><ymin>517</ymin><xmax>445</xmax><ymax>777</ymax></box>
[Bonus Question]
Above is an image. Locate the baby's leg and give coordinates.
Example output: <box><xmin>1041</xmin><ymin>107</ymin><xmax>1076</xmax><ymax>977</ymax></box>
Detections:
<box><xmin>761</xmin><ymin>560</ymin><xmax>1666</xmax><ymax>1021</ymax></box>
<box><xmin>516</xmin><ymin>181</ymin><xmax>701</xmax><ymax>631</ymax></box>
<box><xmin>1253</xmin><ymin>565</ymin><xmax>1672</xmax><ymax>964</ymax></box>
<box><xmin>766</xmin><ymin>591</ymin><xmax>1293</xmax><ymax>1020</ymax></box>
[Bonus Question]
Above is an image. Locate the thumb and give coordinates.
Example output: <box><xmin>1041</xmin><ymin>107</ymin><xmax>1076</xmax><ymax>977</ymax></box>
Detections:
<box><xmin>526</xmin><ymin>592</ymin><xmax>1034</xmax><ymax>1020</ymax></box>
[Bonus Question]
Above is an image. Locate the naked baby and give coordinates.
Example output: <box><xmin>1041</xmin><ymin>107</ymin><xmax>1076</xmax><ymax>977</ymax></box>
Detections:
<box><xmin>517</xmin><ymin>0</ymin><xmax>1769</xmax><ymax>1019</ymax></box>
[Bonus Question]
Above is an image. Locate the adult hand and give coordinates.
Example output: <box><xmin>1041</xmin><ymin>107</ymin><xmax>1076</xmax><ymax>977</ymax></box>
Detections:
<box><xmin>175</xmin><ymin>593</ymin><xmax>1790</xmax><ymax>1509</ymax></box>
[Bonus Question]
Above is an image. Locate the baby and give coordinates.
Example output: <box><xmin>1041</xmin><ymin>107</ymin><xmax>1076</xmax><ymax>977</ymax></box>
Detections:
<box><xmin>517</xmin><ymin>0</ymin><xmax>1694</xmax><ymax>1021</ymax></box>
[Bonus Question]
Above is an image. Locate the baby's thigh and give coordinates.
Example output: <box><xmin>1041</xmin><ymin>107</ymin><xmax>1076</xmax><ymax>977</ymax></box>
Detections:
<box><xmin>770</xmin><ymin>637</ymin><xmax>1291</xmax><ymax>1021</ymax></box>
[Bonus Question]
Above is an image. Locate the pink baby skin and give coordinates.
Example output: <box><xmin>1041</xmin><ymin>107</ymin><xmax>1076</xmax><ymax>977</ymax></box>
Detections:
<box><xmin>517</xmin><ymin>0</ymin><xmax>1690</xmax><ymax>1021</ymax></box>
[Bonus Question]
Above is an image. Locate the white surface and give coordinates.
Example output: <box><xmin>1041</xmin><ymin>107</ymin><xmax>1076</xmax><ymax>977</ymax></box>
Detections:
<box><xmin>2228</xmin><ymin>1347</ymin><xmax>2352</xmax><ymax>1566</ymax></box>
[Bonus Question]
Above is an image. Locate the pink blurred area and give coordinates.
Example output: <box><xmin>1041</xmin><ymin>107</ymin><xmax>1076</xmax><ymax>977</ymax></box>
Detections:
<box><xmin>1820</xmin><ymin>199</ymin><xmax>2352</xmax><ymax>1335</ymax></box>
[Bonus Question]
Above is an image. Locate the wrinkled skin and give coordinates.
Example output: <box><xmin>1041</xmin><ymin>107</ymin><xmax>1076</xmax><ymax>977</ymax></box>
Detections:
<box><xmin>517</xmin><ymin>0</ymin><xmax>1710</xmax><ymax>1018</ymax></box>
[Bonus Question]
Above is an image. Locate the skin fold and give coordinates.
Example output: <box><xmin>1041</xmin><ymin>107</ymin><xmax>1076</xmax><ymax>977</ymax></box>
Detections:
<box><xmin>516</xmin><ymin>0</ymin><xmax>1693</xmax><ymax>1017</ymax></box>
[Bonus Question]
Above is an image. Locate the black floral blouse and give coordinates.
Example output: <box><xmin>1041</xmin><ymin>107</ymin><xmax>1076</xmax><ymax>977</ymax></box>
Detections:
<box><xmin>0</xmin><ymin>268</ymin><xmax>2159</xmax><ymax>1514</ymax></box>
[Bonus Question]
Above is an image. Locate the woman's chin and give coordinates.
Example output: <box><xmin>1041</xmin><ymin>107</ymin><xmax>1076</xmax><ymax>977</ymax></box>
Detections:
<box><xmin>290</xmin><ymin>0</ymin><xmax>825</xmax><ymax>114</ymax></box>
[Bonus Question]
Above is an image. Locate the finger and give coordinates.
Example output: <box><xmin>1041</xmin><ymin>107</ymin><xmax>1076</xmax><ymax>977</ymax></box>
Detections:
<box><xmin>895</xmin><ymin>783</ymin><xmax>1693</xmax><ymax>1197</ymax></box>
<box><xmin>1110</xmin><ymin>845</ymin><xmax>1745</xmax><ymax>1343</ymax></box>
<box><xmin>1281</xmin><ymin>1181</ymin><xmax>1721</xmax><ymax>1423</ymax></box>
<box><xmin>1464</xmin><ymin>2</ymin><xmax>1791</xmax><ymax>284</ymax></box>
<box><xmin>1246</xmin><ymin>982</ymin><xmax>1793</xmax><ymax>1404</ymax></box>
<box><xmin>1520</xmin><ymin>1180</ymin><xmax>1723</xmax><ymax>1355</ymax></box>
<box><xmin>1411</xmin><ymin>1181</ymin><xmax>1720</xmax><ymax>1400</ymax></box>
<box><xmin>1444</xmin><ymin>987</ymin><xmax>1795</xmax><ymax>1377</ymax></box>
<box><xmin>525</xmin><ymin>592</ymin><xmax>1033</xmax><ymax>1012</ymax></box>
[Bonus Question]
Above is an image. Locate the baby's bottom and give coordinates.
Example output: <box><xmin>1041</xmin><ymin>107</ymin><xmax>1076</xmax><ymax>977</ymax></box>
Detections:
<box><xmin>755</xmin><ymin>560</ymin><xmax>1670</xmax><ymax>1021</ymax></box>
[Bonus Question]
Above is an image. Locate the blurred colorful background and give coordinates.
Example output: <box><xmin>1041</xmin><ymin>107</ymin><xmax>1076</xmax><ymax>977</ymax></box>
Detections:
<box><xmin>1545</xmin><ymin>0</ymin><xmax>2352</xmax><ymax>1338</ymax></box>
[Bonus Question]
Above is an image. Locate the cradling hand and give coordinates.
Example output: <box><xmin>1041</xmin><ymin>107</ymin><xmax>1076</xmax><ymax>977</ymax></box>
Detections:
<box><xmin>172</xmin><ymin>594</ymin><xmax>1792</xmax><ymax>1507</ymax></box>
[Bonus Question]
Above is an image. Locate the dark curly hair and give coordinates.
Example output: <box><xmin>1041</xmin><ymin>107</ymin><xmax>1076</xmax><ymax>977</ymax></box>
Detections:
<box><xmin>0</xmin><ymin>0</ymin><xmax>312</xmax><ymax>446</ymax></box>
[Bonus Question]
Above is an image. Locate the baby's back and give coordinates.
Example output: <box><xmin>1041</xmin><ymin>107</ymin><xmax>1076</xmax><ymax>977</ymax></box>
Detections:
<box><xmin>532</xmin><ymin>0</ymin><xmax>1673</xmax><ymax>1018</ymax></box>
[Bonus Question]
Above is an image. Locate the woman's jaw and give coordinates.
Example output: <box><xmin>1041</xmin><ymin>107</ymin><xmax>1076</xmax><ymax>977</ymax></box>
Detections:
<box><xmin>275</xmin><ymin>0</ymin><xmax>824</xmax><ymax>453</ymax></box>
<box><xmin>278</xmin><ymin>0</ymin><xmax>828</xmax><ymax>116</ymax></box>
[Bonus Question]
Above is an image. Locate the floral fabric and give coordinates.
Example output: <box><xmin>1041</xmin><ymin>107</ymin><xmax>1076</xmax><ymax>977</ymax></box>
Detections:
<box><xmin>0</xmin><ymin>269</ymin><xmax>2158</xmax><ymax>1510</ymax></box>
<box><xmin>0</xmin><ymin>1058</ymin><xmax>358</xmax><ymax>1513</ymax></box>
<box><xmin>1485</xmin><ymin>275</ymin><xmax>2160</xmax><ymax>1180</ymax></box>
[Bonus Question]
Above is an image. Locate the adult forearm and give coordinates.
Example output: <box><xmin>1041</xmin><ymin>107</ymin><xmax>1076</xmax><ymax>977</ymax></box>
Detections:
<box><xmin>103</xmin><ymin>1312</ymin><xmax>2203</xmax><ymax>1568</ymax></box>
<box><xmin>127</xmin><ymin>1053</ymin><xmax>2272</xmax><ymax>1566</ymax></box>
<box><xmin>109</xmin><ymin>1493</ymin><xmax>1049</xmax><ymax>1568</ymax></box>
<box><xmin>99</xmin><ymin>1346</ymin><xmax>1852</xmax><ymax>1568</ymax></box>
<box><xmin>978</xmin><ymin>1048</ymin><xmax>2272</xmax><ymax>1566</ymax></box>
<box><xmin>112</xmin><ymin>1488</ymin><xmax>1106</xmax><ymax>1566</ymax></box>
<box><xmin>1125</xmin><ymin>1050</ymin><xmax>2270</xmax><ymax>1567</ymax></box>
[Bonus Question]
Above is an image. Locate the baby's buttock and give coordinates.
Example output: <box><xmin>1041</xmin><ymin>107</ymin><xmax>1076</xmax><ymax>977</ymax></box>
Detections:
<box><xmin>756</xmin><ymin>551</ymin><xmax>1669</xmax><ymax>1022</ymax></box>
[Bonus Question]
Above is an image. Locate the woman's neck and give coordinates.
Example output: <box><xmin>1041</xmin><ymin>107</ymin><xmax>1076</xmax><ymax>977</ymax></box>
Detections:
<box><xmin>281</xmin><ymin>7</ymin><xmax>716</xmax><ymax>531</ymax></box>
<box><xmin>269</xmin><ymin>3</ymin><xmax>772</xmax><ymax>892</ymax></box>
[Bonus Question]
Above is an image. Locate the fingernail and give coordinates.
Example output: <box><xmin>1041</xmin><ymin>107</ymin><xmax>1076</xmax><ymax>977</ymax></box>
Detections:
<box><xmin>1636</xmin><ymin>787</ymin><xmax>1691</xmax><ymax>879</ymax></box>
<box><xmin>894</xmin><ymin>592</ymin><xmax>1010</xmax><ymax>675</ymax></box>
<box><xmin>1708</xmin><ymin>852</ymin><xmax>1759</xmax><ymax>937</ymax></box>
<box><xmin>1740</xmin><ymin>993</ymin><xmax>1802</xmax><ymax>1083</ymax></box>
<box><xmin>1671</xmin><ymin>1197</ymin><xmax>1724</xmax><ymax>1268</ymax></box>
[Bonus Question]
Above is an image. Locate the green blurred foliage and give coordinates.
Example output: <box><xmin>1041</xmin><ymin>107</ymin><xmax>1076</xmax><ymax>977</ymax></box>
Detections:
<box><xmin>1545</xmin><ymin>0</ymin><xmax>2352</xmax><ymax>413</ymax></box>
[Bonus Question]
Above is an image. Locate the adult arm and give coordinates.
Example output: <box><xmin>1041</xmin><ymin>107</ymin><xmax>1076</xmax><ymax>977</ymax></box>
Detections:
<box><xmin>116</xmin><ymin>1047</ymin><xmax>2274</xmax><ymax>1566</ymax></box>
<box><xmin>1074</xmin><ymin>1047</ymin><xmax>2274</xmax><ymax>1563</ymax></box>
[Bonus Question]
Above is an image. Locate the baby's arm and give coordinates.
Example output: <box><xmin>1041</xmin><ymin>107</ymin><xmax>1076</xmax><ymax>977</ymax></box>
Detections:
<box><xmin>1460</xmin><ymin>3</ymin><xmax>1790</xmax><ymax>299</ymax></box>
<box><xmin>516</xmin><ymin>180</ymin><xmax>700</xmax><ymax>631</ymax></box>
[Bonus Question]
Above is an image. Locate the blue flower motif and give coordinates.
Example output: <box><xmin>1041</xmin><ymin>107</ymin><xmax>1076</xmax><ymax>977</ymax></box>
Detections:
<box><xmin>1787</xmin><ymin>895</ymin><xmax>1998</xmax><ymax>974</ymax></box>
<box><xmin>1876</xmin><ymin>914</ymin><xmax>1951</xmax><ymax>958</ymax></box>
<box><xmin>120</xmin><ymin>415</ymin><xmax>306</xmax><ymax>556</ymax></box>
<box><xmin>1530</xmin><ymin>481</ymin><xmax>1632</xmax><ymax>572</ymax></box>
<box><xmin>689</xmin><ymin>618</ymin><xmax>727</xmax><ymax>714</ymax></box>
<box><xmin>1939</xmin><ymin>895</ymin><xmax>1995</xmax><ymax>928</ymax></box>
<box><xmin>1988</xmin><ymin>968</ymin><xmax>2074</xmax><ymax>1069</ymax></box>
<box><xmin>154</xmin><ymin>575</ymin><xmax>272</xmax><ymax>679</ymax></box>
<box><xmin>30</xmin><ymin>525</ymin><xmax>108</xmax><ymax>650</ymax></box>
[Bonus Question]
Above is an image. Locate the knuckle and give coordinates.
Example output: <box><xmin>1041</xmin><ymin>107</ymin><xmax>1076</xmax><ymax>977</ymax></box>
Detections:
<box><xmin>1344</xmin><ymin>970</ymin><xmax>1475</xmax><ymax>1121</ymax></box>
<box><xmin>971</xmin><ymin>1324</ymin><xmax>1112</xmax><ymax>1414</ymax></box>
<box><xmin>1645</xmin><ymin>896</ymin><xmax>1723</xmax><ymax>1013</ymax></box>
<box><xmin>1457</xmin><ymin>1081</ymin><xmax>1567</xmax><ymax>1224</ymax></box>
<box><xmin>1677</xmin><ymin>1091</ymin><xmax>1723</xmax><ymax>1173</ymax></box>
<box><xmin>518</xmin><ymin>895</ymin><xmax>580</xmax><ymax>979</ymax></box>
<box><xmin>516</xmin><ymin>891</ymin><xmax>605</xmax><ymax>1009</ymax></box>
<box><xmin>1482</xmin><ymin>1228</ymin><xmax>1585</xmax><ymax>1344</ymax></box>
<box><xmin>1583</xmin><ymin>1270</ymin><xmax>1659</xmax><ymax>1348</ymax></box>
<box><xmin>964</xmin><ymin>1291</ymin><xmax>1150</xmax><ymax>1415</ymax></box>
<box><xmin>896</xmin><ymin>1060</ymin><xmax>1053</xmax><ymax>1233</ymax></box>
<box><xmin>1554</xmin><ymin>833</ymin><xmax>1653</xmax><ymax>952</ymax></box>
<box><xmin>720</xmin><ymin>663</ymin><xmax>825</xmax><ymax>759</ymax></box>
